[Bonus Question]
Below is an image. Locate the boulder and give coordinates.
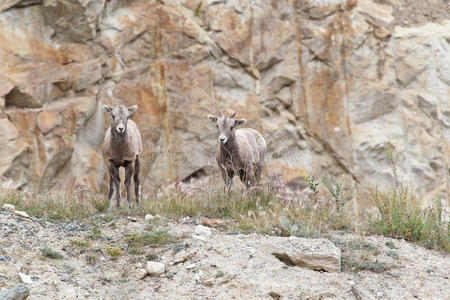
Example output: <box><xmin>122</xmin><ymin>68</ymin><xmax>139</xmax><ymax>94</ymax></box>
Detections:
<box><xmin>0</xmin><ymin>285</ymin><xmax>30</xmax><ymax>300</ymax></box>
<box><xmin>272</xmin><ymin>238</ymin><xmax>341</xmax><ymax>272</ymax></box>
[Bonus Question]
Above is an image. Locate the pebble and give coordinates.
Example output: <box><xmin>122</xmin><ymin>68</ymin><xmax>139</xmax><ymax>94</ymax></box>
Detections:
<box><xmin>144</xmin><ymin>214</ymin><xmax>155</xmax><ymax>220</ymax></box>
<box><xmin>186</xmin><ymin>263</ymin><xmax>196</xmax><ymax>270</ymax></box>
<box><xmin>146</xmin><ymin>262</ymin><xmax>165</xmax><ymax>276</ymax></box>
<box><xmin>194</xmin><ymin>225</ymin><xmax>211</xmax><ymax>237</ymax></box>
<box><xmin>2</xmin><ymin>203</ymin><xmax>15</xmax><ymax>211</ymax></box>
<box><xmin>14</xmin><ymin>211</ymin><xmax>30</xmax><ymax>218</ymax></box>
<box><xmin>18</xmin><ymin>272</ymin><xmax>33</xmax><ymax>284</ymax></box>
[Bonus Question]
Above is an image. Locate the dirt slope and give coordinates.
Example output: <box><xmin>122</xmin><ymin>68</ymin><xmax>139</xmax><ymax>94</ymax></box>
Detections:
<box><xmin>0</xmin><ymin>211</ymin><xmax>449</xmax><ymax>299</ymax></box>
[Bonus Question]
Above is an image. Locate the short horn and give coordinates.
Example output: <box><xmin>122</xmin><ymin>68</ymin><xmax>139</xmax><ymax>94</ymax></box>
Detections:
<box><xmin>218</xmin><ymin>111</ymin><xmax>222</xmax><ymax>117</ymax></box>
<box><xmin>231</xmin><ymin>112</ymin><xmax>236</xmax><ymax>118</ymax></box>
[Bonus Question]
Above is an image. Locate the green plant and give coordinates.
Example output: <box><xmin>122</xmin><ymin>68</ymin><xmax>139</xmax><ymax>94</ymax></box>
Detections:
<box><xmin>70</xmin><ymin>240</ymin><xmax>90</xmax><ymax>248</ymax></box>
<box><xmin>88</xmin><ymin>227</ymin><xmax>101</xmax><ymax>240</ymax></box>
<box><xmin>125</xmin><ymin>229</ymin><xmax>178</xmax><ymax>248</ymax></box>
<box><xmin>302</xmin><ymin>172</ymin><xmax>319</xmax><ymax>196</ymax></box>
<box><xmin>106</xmin><ymin>246</ymin><xmax>122</xmax><ymax>257</ymax></box>
<box><xmin>322</xmin><ymin>174</ymin><xmax>355</xmax><ymax>211</ymax></box>
<box><xmin>90</xmin><ymin>196</ymin><xmax>110</xmax><ymax>213</ymax></box>
<box><xmin>40</xmin><ymin>246</ymin><xmax>63</xmax><ymax>259</ymax></box>
<box><xmin>368</xmin><ymin>143</ymin><xmax>449</xmax><ymax>252</ymax></box>
<box><xmin>386</xmin><ymin>250</ymin><xmax>399</xmax><ymax>259</ymax></box>
<box><xmin>385</xmin><ymin>241</ymin><xmax>397</xmax><ymax>249</ymax></box>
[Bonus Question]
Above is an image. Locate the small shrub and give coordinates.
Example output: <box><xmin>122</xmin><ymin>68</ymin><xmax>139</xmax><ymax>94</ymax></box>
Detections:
<box><xmin>368</xmin><ymin>143</ymin><xmax>450</xmax><ymax>252</ymax></box>
<box><xmin>385</xmin><ymin>241</ymin><xmax>398</xmax><ymax>249</ymax></box>
<box><xmin>88</xmin><ymin>227</ymin><xmax>101</xmax><ymax>240</ymax></box>
<box><xmin>90</xmin><ymin>196</ymin><xmax>110</xmax><ymax>213</ymax></box>
<box><xmin>172</xmin><ymin>243</ymin><xmax>190</xmax><ymax>254</ymax></box>
<box><xmin>86</xmin><ymin>254</ymin><xmax>98</xmax><ymax>265</ymax></box>
<box><xmin>322</xmin><ymin>174</ymin><xmax>355</xmax><ymax>211</ymax></box>
<box><xmin>145</xmin><ymin>252</ymin><xmax>158</xmax><ymax>261</ymax></box>
<box><xmin>302</xmin><ymin>172</ymin><xmax>319</xmax><ymax>196</ymax></box>
<box><xmin>106</xmin><ymin>246</ymin><xmax>122</xmax><ymax>257</ymax></box>
<box><xmin>69</xmin><ymin>240</ymin><xmax>90</xmax><ymax>248</ymax></box>
<box><xmin>341</xmin><ymin>256</ymin><xmax>392</xmax><ymax>273</ymax></box>
<box><xmin>40</xmin><ymin>246</ymin><xmax>63</xmax><ymax>259</ymax></box>
<box><xmin>386</xmin><ymin>250</ymin><xmax>399</xmax><ymax>259</ymax></box>
<box><xmin>128</xmin><ymin>247</ymin><xmax>143</xmax><ymax>255</ymax></box>
<box><xmin>125</xmin><ymin>229</ymin><xmax>178</xmax><ymax>248</ymax></box>
<box><xmin>215</xmin><ymin>271</ymin><xmax>225</xmax><ymax>277</ymax></box>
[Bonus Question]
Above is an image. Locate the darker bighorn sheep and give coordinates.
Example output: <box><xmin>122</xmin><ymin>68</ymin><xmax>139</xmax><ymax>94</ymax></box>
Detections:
<box><xmin>208</xmin><ymin>112</ymin><xmax>267</xmax><ymax>190</ymax></box>
<box><xmin>103</xmin><ymin>105</ymin><xmax>142</xmax><ymax>209</ymax></box>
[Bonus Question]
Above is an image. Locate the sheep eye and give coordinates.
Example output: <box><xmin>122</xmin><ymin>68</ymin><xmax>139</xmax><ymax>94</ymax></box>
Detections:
<box><xmin>230</xmin><ymin>126</ymin><xmax>234</xmax><ymax>130</ymax></box>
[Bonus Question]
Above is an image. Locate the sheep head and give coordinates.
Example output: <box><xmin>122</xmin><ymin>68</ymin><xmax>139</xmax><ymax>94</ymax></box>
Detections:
<box><xmin>208</xmin><ymin>112</ymin><xmax>246</xmax><ymax>144</ymax></box>
<box><xmin>103</xmin><ymin>104</ymin><xmax>138</xmax><ymax>135</ymax></box>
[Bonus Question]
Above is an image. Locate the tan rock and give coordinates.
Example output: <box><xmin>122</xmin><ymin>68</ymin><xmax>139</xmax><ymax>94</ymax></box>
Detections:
<box><xmin>0</xmin><ymin>0</ymin><xmax>447</xmax><ymax>209</ymax></box>
<box><xmin>272</xmin><ymin>238</ymin><xmax>341</xmax><ymax>272</ymax></box>
<box><xmin>14</xmin><ymin>210</ymin><xmax>30</xmax><ymax>218</ymax></box>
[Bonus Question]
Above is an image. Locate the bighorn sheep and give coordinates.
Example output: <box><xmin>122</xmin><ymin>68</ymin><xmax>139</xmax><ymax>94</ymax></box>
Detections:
<box><xmin>103</xmin><ymin>105</ymin><xmax>142</xmax><ymax>209</ymax></box>
<box><xmin>208</xmin><ymin>112</ymin><xmax>266</xmax><ymax>190</ymax></box>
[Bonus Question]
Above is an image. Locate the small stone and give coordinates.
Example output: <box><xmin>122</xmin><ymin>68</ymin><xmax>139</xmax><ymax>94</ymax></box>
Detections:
<box><xmin>269</xmin><ymin>291</ymin><xmax>281</xmax><ymax>300</ymax></box>
<box><xmin>18</xmin><ymin>272</ymin><xmax>33</xmax><ymax>284</ymax></box>
<box><xmin>146</xmin><ymin>261</ymin><xmax>165</xmax><ymax>276</ymax></box>
<box><xmin>2</xmin><ymin>203</ymin><xmax>15</xmax><ymax>211</ymax></box>
<box><xmin>127</xmin><ymin>216</ymin><xmax>138</xmax><ymax>222</ymax></box>
<box><xmin>14</xmin><ymin>211</ymin><xmax>30</xmax><ymax>218</ymax></box>
<box><xmin>200</xmin><ymin>218</ymin><xmax>223</xmax><ymax>228</ymax></box>
<box><xmin>186</xmin><ymin>263</ymin><xmax>196</xmax><ymax>270</ymax></box>
<box><xmin>144</xmin><ymin>214</ymin><xmax>155</xmax><ymax>220</ymax></box>
<box><xmin>201</xmin><ymin>278</ymin><xmax>214</xmax><ymax>286</ymax></box>
<box><xmin>0</xmin><ymin>285</ymin><xmax>30</xmax><ymax>300</ymax></box>
<box><xmin>193</xmin><ymin>225</ymin><xmax>211</xmax><ymax>240</ymax></box>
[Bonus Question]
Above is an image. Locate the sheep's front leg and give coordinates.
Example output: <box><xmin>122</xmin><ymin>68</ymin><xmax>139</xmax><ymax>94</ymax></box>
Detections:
<box><xmin>221</xmin><ymin>167</ymin><xmax>234</xmax><ymax>191</ymax></box>
<box><xmin>124</xmin><ymin>161</ymin><xmax>135</xmax><ymax>210</ymax></box>
<box><xmin>133</xmin><ymin>156</ymin><xmax>140</xmax><ymax>206</ymax></box>
<box><xmin>108</xmin><ymin>161</ymin><xmax>121</xmax><ymax>208</ymax></box>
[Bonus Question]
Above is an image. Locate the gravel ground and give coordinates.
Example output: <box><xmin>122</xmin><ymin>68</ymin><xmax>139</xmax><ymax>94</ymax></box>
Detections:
<box><xmin>0</xmin><ymin>211</ymin><xmax>449</xmax><ymax>299</ymax></box>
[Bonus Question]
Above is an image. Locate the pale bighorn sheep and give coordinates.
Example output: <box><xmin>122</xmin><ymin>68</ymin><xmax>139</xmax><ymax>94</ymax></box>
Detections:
<box><xmin>103</xmin><ymin>105</ymin><xmax>142</xmax><ymax>209</ymax></box>
<box><xmin>208</xmin><ymin>112</ymin><xmax>266</xmax><ymax>190</ymax></box>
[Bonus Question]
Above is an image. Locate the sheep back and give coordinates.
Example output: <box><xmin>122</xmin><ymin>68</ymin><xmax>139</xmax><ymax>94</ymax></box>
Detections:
<box><xmin>233</xmin><ymin>128</ymin><xmax>266</xmax><ymax>168</ymax></box>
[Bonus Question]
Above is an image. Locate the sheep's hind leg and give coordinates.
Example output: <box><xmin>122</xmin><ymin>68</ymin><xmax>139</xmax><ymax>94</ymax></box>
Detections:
<box><xmin>133</xmin><ymin>156</ymin><xmax>140</xmax><ymax>207</ymax></box>
<box><xmin>239</xmin><ymin>169</ymin><xmax>254</xmax><ymax>189</ymax></box>
<box><xmin>108</xmin><ymin>174</ymin><xmax>114</xmax><ymax>201</ymax></box>
<box><xmin>124</xmin><ymin>161</ymin><xmax>135</xmax><ymax>210</ymax></box>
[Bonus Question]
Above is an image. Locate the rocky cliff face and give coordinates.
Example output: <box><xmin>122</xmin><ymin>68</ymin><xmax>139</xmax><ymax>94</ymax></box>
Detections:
<box><xmin>0</xmin><ymin>0</ymin><xmax>448</xmax><ymax>205</ymax></box>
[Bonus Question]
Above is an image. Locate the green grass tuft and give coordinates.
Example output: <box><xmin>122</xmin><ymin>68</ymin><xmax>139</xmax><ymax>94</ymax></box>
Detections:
<box><xmin>40</xmin><ymin>246</ymin><xmax>63</xmax><ymax>259</ymax></box>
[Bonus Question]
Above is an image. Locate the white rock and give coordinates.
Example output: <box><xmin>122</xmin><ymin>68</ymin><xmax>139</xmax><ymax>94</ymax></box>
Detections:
<box><xmin>14</xmin><ymin>211</ymin><xmax>30</xmax><ymax>218</ymax></box>
<box><xmin>18</xmin><ymin>272</ymin><xmax>33</xmax><ymax>284</ymax></box>
<box><xmin>146</xmin><ymin>262</ymin><xmax>165</xmax><ymax>276</ymax></box>
<box><xmin>144</xmin><ymin>214</ymin><xmax>155</xmax><ymax>220</ymax></box>
<box><xmin>193</xmin><ymin>225</ymin><xmax>212</xmax><ymax>241</ymax></box>
<box><xmin>186</xmin><ymin>263</ymin><xmax>196</xmax><ymax>270</ymax></box>
<box><xmin>2</xmin><ymin>203</ymin><xmax>15</xmax><ymax>211</ymax></box>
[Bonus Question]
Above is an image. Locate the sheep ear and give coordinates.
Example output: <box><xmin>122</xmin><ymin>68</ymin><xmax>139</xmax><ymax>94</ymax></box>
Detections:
<box><xmin>208</xmin><ymin>115</ymin><xmax>218</xmax><ymax>123</ymax></box>
<box><xmin>103</xmin><ymin>105</ymin><xmax>112</xmax><ymax>113</ymax></box>
<box><xmin>234</xmin><ymin>118</ymin><xmax>246</xmax><ymax>127</ymax></box>
<box><xmin>127</xmin><ymin>105</ymin><xmax>138</xmax><ymax>116</ymax></box>
<box><xmin>231</xmin><ymin>112</ymin><xmax>236</xmax><ymax>118</ymax></box>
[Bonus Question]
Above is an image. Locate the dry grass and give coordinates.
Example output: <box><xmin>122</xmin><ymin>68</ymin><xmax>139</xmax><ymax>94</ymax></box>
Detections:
<box><xmin>0</xmin><ymin>148</ymin><xmax>448</xmax><ymax>253</ymax></box>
